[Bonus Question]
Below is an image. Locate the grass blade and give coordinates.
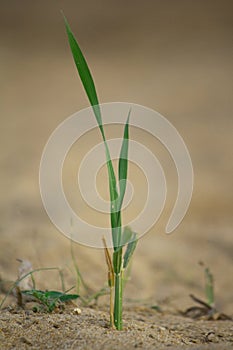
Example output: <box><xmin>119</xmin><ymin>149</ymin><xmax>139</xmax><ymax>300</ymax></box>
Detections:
<box><xmin>204</xmin><ymin>267</ymin><xmax>215</xmax><ymax>307</ymax></box>
<box><xmin>63</xmin><ymin>15</ymin><xmax>119</xmax><ymax>246</ymax></box>
<box><xmin>117</xmin><ymin>109</ymin><xmax>131</xmax><ymax>221</ymax></box>
<box><xmin>118</xmin><ymin>111</ymin><xmax>130</xmax><ymax>190</ymax></box>
<box><xmin>117</xmin><ymin>110</ymin><xmax>131</xmax><ymax>221</ymax></box>
<box><xmin>120</xmin><ymin>226</ymin><xmax>134</xmax><ymax>247</ymax></box>
<box><xmin>123</xmin><ymin>232</ymin><xmax>138</xmax><ymax>269</ymax></box>
<box><xmin>112</xmin><ymin>110</ymin><xmax>130</xmax><ymax>249</ymax></box>
<box><xmin>63</xmin><ymin>15</ymin><xmax>102</xmax><ymax>131</ymax></box>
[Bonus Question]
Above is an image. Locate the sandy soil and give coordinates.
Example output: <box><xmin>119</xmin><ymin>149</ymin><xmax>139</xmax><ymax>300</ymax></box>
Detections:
<box><xmin>0</xmin><ymin>306</ymin><xmax>233</xmax><ymax>350</ymax></box>
<box><xmin>1</xmin><ymin>0</ymin><xmax>233</xmax><ymax>349</ymax></box>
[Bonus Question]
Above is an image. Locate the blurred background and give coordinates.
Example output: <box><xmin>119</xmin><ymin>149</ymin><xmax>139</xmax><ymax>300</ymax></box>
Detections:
<box><xmin>1</xmin><ymin>0</ymin><xmax>232</xmax><ymax>312</ymax></box>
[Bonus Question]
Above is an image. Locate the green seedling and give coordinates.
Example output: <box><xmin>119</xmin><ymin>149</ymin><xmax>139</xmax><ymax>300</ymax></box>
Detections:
<box><xmin>63</xmin><ymin>15</ymin><xmax>138</xmax><ymax>329</ymax></box>
<box><xmin>21</xmin><ymin>289</ymin><xmax>79</xmax><ymax>313</ymax></box>
<box><xmin>0</xmin><ymin>262</ymin><xmax>110</xmax><ymax>313</ymax></box>
<box><xmin>198</xmin><ymin>261</ymin><xmax>215</xmax><ymax>308</ymax></box>
<box><xmin>186</xmin><ymin>262</ymin><xmax>216</xmax><ymax>318</ymax></box>
<box><xmin>204</xmin><ymin>266</ymin><xmax>215</xmax><ymax>308</ymax></box>
<box><xmin>183</xmin><ymin>262</ymin><xmax>232</xmax><ymax>320</ymax></box>
<box><xmin>0</xmin><ymin>267</ymin><xmax>68</xmax><ymax>310</ymax></box>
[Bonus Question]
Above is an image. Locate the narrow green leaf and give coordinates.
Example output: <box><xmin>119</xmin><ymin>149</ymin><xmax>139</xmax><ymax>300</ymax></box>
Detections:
<box><xmin>63</xmin><ymin>15</ymin><xmax>120</xmax><ymax>246</ymax></box>
<box><xmin>116</xmin><ymin>110</ymin><xmax>131</xmax><ymax>225</ymax></box>
<box><xmin>59</xmin><ymin>294</ymin><xmax>80</xmax><ymax>302</ymax></box>
<box><xmin>44</xmin><ymin>290</ymin><xmax>79</xmax><ymax>301</ymax></box>
<box><xmin>204</xmin><ymin>267</ymin><xmax>215</xmax><ymax>307</ymax></box>
<box><xmin>63</xmin><ymin>15</ymin><xmax>103</xmax><ymax>132</ymax></box>
<box><xmin>123</xmin><ymin>232</ymin><xmax>138</xmax><ymax>269</ymax></box>
<box><xmin>44</xmin><ymin>291</ymin><xmax>63</xmax><ymax>299</ymax></box>
<box><xmin>22</xmin><ymin>290</ymin><xmax>44</xmax><ymax>299</ymax></box>
<box><xmin>120</xmin><ymin>226</ymin><xmax>134</xmax><ymax>247</ymax></box>
<box><xmin>118</xmin><ymin>111</ymin><xmax>130</xmax><ymax>199</ymax></box>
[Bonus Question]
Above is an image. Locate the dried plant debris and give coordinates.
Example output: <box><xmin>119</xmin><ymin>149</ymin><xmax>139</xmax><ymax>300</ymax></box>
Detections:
<box><xmin>16</xmin><ymin>259</ymin><xmax>34</xmax><ymax>290</ymax></box>
<box><xmin>0</xmin><ymin>259</ymin><xmax>35</xmax><ymax>307</ymax></box>
<box><xmin>14</xmin><ymin>259</ymin><xmax>35</xmax><ymax>305</ymax></box>
<box><xmin>181</xmin><ymin>294</ymin><xmax>232</xmax><ymax>321</ymax></box>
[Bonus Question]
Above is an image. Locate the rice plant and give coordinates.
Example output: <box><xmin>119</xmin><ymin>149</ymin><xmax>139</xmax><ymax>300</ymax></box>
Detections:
<box><xmin>63</xmin><ymin>15</ymin><xmax>138</xmax><ymax>330</ymax></box>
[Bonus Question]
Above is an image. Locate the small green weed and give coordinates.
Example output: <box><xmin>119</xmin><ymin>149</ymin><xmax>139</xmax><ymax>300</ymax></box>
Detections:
<box><xmin>21</xmin><ymin>289</ymin><xmax>79</xmax><ymax>313</ymax></box>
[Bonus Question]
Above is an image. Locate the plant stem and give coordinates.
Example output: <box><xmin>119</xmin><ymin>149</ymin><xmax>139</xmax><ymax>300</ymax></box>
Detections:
<box><xmin>114</xmin><ymin>271</ymin><xmax>123</xmax><ymax>330</ymax></box>
<box><xmin>102</xmin><ymin>236</ymin><xmax>115</xmax><ymax>327</ymax></box>
<box><xmin>113</xmin><ymin>248</ymin><xmax>123</xmax><ymax>330</ymax></box>
<box><xmin>205</xmin><ymin>267</ymin><xmax>214</xmax><ymax>307</ymax></box>
<box><xmin>110</xmin><ymin>285</ymin><xmax>114</xmax><ymax>327</ymax></box>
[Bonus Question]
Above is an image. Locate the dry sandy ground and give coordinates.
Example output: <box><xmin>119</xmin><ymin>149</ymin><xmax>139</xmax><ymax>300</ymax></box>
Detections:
<box><xmin>0</xmin><ymin>306</ymin><xmax>233</xmax><ymax>350</ymax></box>
<box><xmin>0</xmin><ymin>0</ymin><xmax>233</xmax><ymax>349</ymax></box>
